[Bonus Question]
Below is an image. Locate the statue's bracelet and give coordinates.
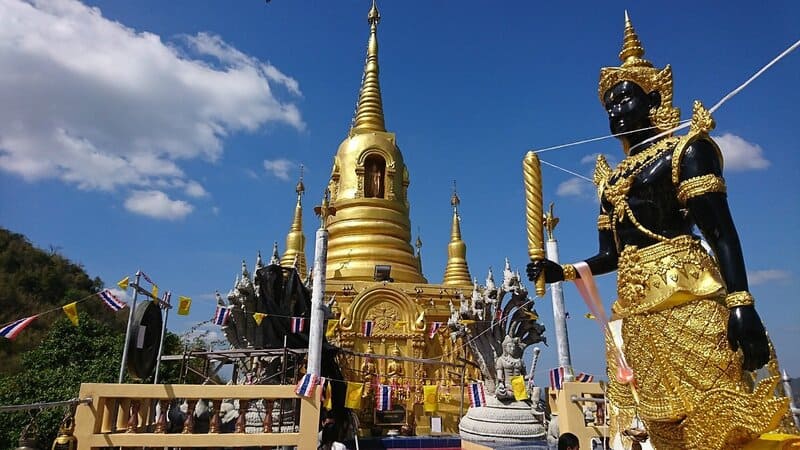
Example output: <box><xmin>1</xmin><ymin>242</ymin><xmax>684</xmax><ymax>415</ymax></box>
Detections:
<box><xmin>561</xmin><ymin>263</ymin><xmax>577</xmax><ymax>281</ymax></box>
<box><xmin>725</xmin><ymin>291</ymin><xmax>755</xmax><ymax>309</ymax></box>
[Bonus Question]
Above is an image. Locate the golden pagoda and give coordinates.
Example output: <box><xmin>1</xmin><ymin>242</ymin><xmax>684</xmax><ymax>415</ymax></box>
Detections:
<box><xmin>280</xmin><ymin>1</ymin><xmax>476</xmax><ymax>435</ymax></box>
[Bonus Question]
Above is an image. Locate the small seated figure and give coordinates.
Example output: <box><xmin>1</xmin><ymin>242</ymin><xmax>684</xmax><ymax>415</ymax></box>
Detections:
<box><xmin>495</xmin><ymin>335</ymin><xmax>526</xmax><ymax>401</ymax></box>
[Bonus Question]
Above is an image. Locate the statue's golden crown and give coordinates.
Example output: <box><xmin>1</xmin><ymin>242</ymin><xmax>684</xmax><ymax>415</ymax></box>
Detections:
<box><xmin>599</xmin><ymin>12</ymin><xmax>681</xmax><ymax>131</ymax></box>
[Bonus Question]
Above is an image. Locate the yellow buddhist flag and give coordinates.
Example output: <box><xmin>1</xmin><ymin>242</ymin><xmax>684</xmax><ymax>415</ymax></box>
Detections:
<box><xmin>62</xmin><ymin>302</ymin><xmax>79</xmax><ymax>326</ymax></box>
<box><xmin>423</xmin><ymin>385</ymin><xmax>438</xmax><ymax>412</ymax></box>
<box><xmin>585</xmin><ymin>313</ymin><xmax>596</xmax><ymax>320</ymax></box>
<box><xmin>151</xmin><ymin>285</ymin><xmax>159</xmax><ymax>300</ymax></box>
<box><xmin>345</xmin><ymin>382</ymin><xmax>363</xmax><ymax>409</ymax></box>
<box><xmin>326</xmin><ymin>319</ymin><xmax>339</xmax><ymax>338</ymax></box>
<box><xmin>117</xmin><ymin>276</ymin><xmax>129</xmax><ymax>290</ymax></box>
<box><xmin>323</xmin><ymin>380</ymin><xmax>333</xmax><ymax>410</ymax></box>
<box><xmin>394</xmin><ymin>321</ymin><xmax>408</xmax><ymax>329</ymax></box>
<box><xmin>511</xmin><ymin>375</ymin><xmax>528</xmax><ymax>401</ymax></box>
<box><xmin>253</xmin><ymin>312</ymin><xmax>267</xmax><ymax>325</ymax></box>
<box><xmin>177</xmin><ymin>296</ymin><xmax>192</xmax><ymax>315</ymax></box>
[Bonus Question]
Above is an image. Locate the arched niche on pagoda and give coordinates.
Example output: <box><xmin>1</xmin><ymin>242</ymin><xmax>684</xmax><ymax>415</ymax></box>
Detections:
<box><xmin>355</xmin><ymin>148</ymin><xmax>397</xmax><ymax>200</ymax></box>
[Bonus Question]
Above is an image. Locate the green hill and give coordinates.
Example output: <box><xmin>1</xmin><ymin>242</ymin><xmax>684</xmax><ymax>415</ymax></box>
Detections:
<box><xmin>0</xmin><ymin>227</ymin><xmax>126</xmax><ymax>375</ymax></box>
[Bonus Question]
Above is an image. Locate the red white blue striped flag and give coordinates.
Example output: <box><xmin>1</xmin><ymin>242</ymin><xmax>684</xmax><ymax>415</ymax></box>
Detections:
<box><xmin>376</xmin><ymin>384</ymin><xmax>392</xmax><ymax>411</ymax></box>
<box><xmin>212</xmin><ymin>306</ymin><xmax>230</xmax><ymax>326</ymax></box>
<box><xmin>295</xmin><ymin>373</ymin><xmax>318</xmax><ymax>397</ymax></box>
<box><xmin>428</xmin><ymin>321</ymin><xmax>443</xmax><ymax>338</ymax></box>
<box><xmin>99</xmin><ymin>289</ymin><xmax>127</xmax><ymax>312</ymax></box>
<box><xmin>291</xmin><ymin>317</ymin><xmax>305</xmax><ymax>333</ymax></box>
<box><xmin>576</xmin><ymin>372</ymin><xmax>594</xmax><ymax>383</ymax></box>
<box><xmin>362</xmin><ymin>320</ymin><xmax>374</xmax><ymax>337</ymax></box>
<box><xmin>468</xmin><ymin>382</ymin><xmax>486</xmax><ymax>408</ymax></box>
<box><xmin>0</xmin><ymin>316</ymin><xmax>37</xmax><ymax>340</ymax></box>
<box><xmin>549</xmin><ymin>366</ymin><xmax>565</xmax><ymax>390</ymax></box>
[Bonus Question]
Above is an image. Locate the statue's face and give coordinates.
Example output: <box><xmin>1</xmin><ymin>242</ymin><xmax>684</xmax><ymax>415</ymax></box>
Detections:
<box><xmin>504</xmin><ymin>341</ymin><xmax>516</xmax><ymax>356</ymax></box>
<box><xmin>603</xmin><ymin>80</ymin><xmax>659</xmax><ymax>136</ymax></box>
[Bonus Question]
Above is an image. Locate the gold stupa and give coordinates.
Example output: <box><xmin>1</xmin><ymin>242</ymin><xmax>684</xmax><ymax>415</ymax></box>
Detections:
<box><xmin>280</xmin><ymin>1</ymin><xmax>477</xmax><ymax>435</ymax></box>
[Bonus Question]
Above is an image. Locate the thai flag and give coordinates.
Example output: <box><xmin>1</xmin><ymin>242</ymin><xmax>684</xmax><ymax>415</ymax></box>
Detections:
<box><xmin>428</xmin><ymin>321</ymin><xmax>442</xmax><ymax>338</ymax></box>
<box><xmin>376</xmin><ymin>384</ymin><xmax>392</xmax><ymax>411</ymax></box>
<box><xmin>576</xmin><ymin>372</ymin><xmax>594</xmax><ymax>383</ymax></box>
<box><xmin>99</xmin><ymin>289</ymin><xmax>127</xmax><ymax>312</ymax></box>
<box><xmin>467</xmin><ymin>382</ymin><xmax>486</xmax><ymax>408</ymax></box>
<box><xmin>291</xmin><ymin>317</ymin><xmax>305</xmax><ymax>333</ymax></box>
<box><xmin>549</xmin><ymin>367</ymin><xmax>565</xmax><ymax>390</ymax></box>
<box><xmin>0</xmin><ymin>316</ymin><xmax>37</xmax><ymax>340</ymax></box>
<box><xmin>212</xmin><ymin>306</ymin><xmax>230</xmax><ymax>326</ymax></box>
<box><xmin>362</xmin><ymin>320</ymin><xmax>374</xmax><ymax>337</ymax></box>
<box><xmin>295</xmin><ymin>373</ymin><xmax>318</xmax><ymax>397</ymax></box>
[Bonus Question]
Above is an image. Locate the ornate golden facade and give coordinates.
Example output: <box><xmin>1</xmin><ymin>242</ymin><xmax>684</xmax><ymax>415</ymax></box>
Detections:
<box><xmin>282</xmin><ymin>1</ymin><xmax>475</xmax><ymax>435</ymax></box>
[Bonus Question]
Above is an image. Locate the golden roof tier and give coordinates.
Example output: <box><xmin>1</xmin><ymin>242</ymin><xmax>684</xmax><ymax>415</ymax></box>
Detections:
<box><xmin>325</xmin><ymin>0</ymin><xmax>426</xmax><ymax>283</ymax></box>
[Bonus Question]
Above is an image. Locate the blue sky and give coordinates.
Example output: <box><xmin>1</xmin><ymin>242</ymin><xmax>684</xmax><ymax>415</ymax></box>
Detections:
<box><xmin>1</xmin><ymin>0</ymin><xmax>798</xmax><ymax>380</ymax></box>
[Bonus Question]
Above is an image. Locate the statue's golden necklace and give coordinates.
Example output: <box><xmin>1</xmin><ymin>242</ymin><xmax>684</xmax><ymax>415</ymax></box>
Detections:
<box><xmin>604</xmin><ymin>137</ymin><xmax>680</xmax><ymax>244</ymax></box>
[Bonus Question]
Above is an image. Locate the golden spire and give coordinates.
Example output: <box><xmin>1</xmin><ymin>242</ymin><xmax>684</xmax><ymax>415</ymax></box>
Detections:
<box><xmin>280</xmin><ymin>165</ymin><xmax>307</xmax><ymax>277</ymax></box>
<box><xmin>619</xmin><ymin>11</ymin><xmax>651</xmax><ymax>68</ymax></box>
<box><xmin>443</xmin><ymin>182</ymin><xmax>472</xmax><ymax>286</ymax></box>
<box><xmin>351</xmin><ymin>0</ymin><xmax>386</xmax><ymax>132</ymax></box>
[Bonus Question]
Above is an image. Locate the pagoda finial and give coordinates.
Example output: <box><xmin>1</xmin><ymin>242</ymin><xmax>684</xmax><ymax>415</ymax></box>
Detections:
<box><xmin>256</xmin><ymin>250</ymin><xmax>264</xmax><ymax>270</ymax></box>
<box><xmin>270</xmin><ymin>242</ymin><xmax>280</xmax><ymax>265</ymax></box>
<box><xmin>443</xmin><ymin>189</ymin><xmax>471</xmax><ymax>286</ymax></box>
<box><xmin>450</xmin><ymin>180</ymin><xmax>460</xmax><ymax>213</ymax></box>
<box><xmin>282</xmin><ymin>170</ymin><xmax>308</xmax><ymax>276</ymax></box>
<box><xmin>296</xmin><ymin>164</ymin><xmax>305</xmax><ymax>198</ymax></box>
<box><xmin>351</xmin><ymin>0</ymin><xmax>386</xmax><ymax>132</ymax></box>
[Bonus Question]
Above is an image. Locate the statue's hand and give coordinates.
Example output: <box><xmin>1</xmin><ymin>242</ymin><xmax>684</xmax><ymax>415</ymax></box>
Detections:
<box><xmin>727</xmin><ymin>305</ymin><xmax>769</xmax><ymax>371</ymax></box>
<box><xmin>526</xmin><ymin>259</ymin><xmax>563</xmax><ymax>284</ymax></box>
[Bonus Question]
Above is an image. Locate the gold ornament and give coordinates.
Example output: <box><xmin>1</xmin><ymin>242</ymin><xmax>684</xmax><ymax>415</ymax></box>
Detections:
<box><xmin>725</xmin><ymin>291</ymin><xmax>755</xmax><ymax>309</ymax></box>
<box><xmin>677</xmin><ymin>174</ymin><xmax>726</xmax><ymax>204</ymax></box>
<box><xmin>598</xmin><ymin>12</ymin><xmax>680</xmax><ymax>132</ymax></box>
<box><xmin>561</xmin><ymin>263</ymin><xmax>578</xmax><ymax>281</ymax></box>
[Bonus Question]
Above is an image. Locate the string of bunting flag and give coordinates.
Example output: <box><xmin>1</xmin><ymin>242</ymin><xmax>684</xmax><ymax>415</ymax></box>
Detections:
<box><xmin>0</xmin><ymin>272</ymin><xmax>194</xmax><ymax>340</ymax></box>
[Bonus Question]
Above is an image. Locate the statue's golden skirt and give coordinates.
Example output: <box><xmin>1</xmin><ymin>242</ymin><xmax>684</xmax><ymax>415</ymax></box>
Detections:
<box><xmin>607</xmin><ymin>236</ymin><xmax>788</xmax><ymax>450</ymax></box>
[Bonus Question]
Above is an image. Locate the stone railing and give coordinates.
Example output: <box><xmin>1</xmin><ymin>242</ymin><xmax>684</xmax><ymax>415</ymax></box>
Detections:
<box><xmin>73</xmin><ymin>383</ymin><xmax>319</xmax><ymax>449</ymax></box>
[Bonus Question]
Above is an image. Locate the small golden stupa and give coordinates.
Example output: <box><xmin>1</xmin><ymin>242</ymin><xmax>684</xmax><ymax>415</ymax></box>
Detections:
<box><xmin>277</xmin><ymin>0</ymin><xmax>477</xmax><ymax>434</ymax></box>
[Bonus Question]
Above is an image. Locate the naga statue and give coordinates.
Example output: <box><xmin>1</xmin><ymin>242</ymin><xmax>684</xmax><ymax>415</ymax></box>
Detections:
<box><xmin>452</xmin><ymin>259</ymin><xmax>547</xmax><ymax>443</ymax></box>
<box><xmin>217</xmin><ymin>244</ymin><xmax>348</xmax><ymax>438</ymax></box>
<box><xmin>527</xmin><ymin>13</ymin><xmax>796</xmax><ymax>450</ymax></box>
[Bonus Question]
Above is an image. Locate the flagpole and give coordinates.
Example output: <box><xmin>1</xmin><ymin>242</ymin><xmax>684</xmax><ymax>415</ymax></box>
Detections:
<box><xmin>153</xmin><ymin>291</ymin><xmax>171</xmax><ymax>384</ymax></box>
<box><xmin>308</xmin><ymin>190</ymin><xmax>334</xmax><ymax>378</ymax></box>
<box><xmin>544</xmin><ymin>205</ymin><xmax>574</xmax><ymax>381</ymax></box>
<box><xmin>119</xmin><ymin>271</ymin><xmax>141</xmax><ymax>383</ymax></box>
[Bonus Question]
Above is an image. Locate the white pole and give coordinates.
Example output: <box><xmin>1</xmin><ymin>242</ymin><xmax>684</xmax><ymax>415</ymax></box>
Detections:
<box><xmin>118</xmin><ymin>271</ymin><xmax>141</xmax><ymax>383</ymax></box>
<box><xmin>153</xmin><ymin>291</ymin><xmax>171</xmax><ymax>384</ymax></box>
<box><xmin>546</xmin><ymin>239</ymin><xmax>573</xmax><ymax>381</ymax></box>
<box><xmin>307</xmin><ymin>227</ymin><xmax>329</xmax><ymax>377</ymax></box>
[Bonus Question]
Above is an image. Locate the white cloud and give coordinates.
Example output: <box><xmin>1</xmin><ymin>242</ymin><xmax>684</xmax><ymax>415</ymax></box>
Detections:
<box><xmin>0</xmin><ymin>0</ymin><xmax>303</xmax><ymax>215</ymax></box>
<box><xmin>713</xmin><ymin>133</ymin><xmax>769</xmax><ymax>171</ymax></box>
<box><xmin>124</xmin><ymin>190</ymin><xmax>193</xmax><ymax>220</ymax></box>
<box><xmin>184</xmin><ymin>180</ymin><xmax>209</xmax><ymax>198</ymax></box>
<box><xmin>748</xmin><ymin>269</ymin><xmax>790</xmax><ymax>286</ymax></box>
<box><xmin>557</xmin><ymin>178</ymin><xmax>593</xmax><ymax>198</ymax></box>
<box><xmin>264</xmin><ymin>158</ymin><xmax>294</xmax><ymax>181</ymax></box>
